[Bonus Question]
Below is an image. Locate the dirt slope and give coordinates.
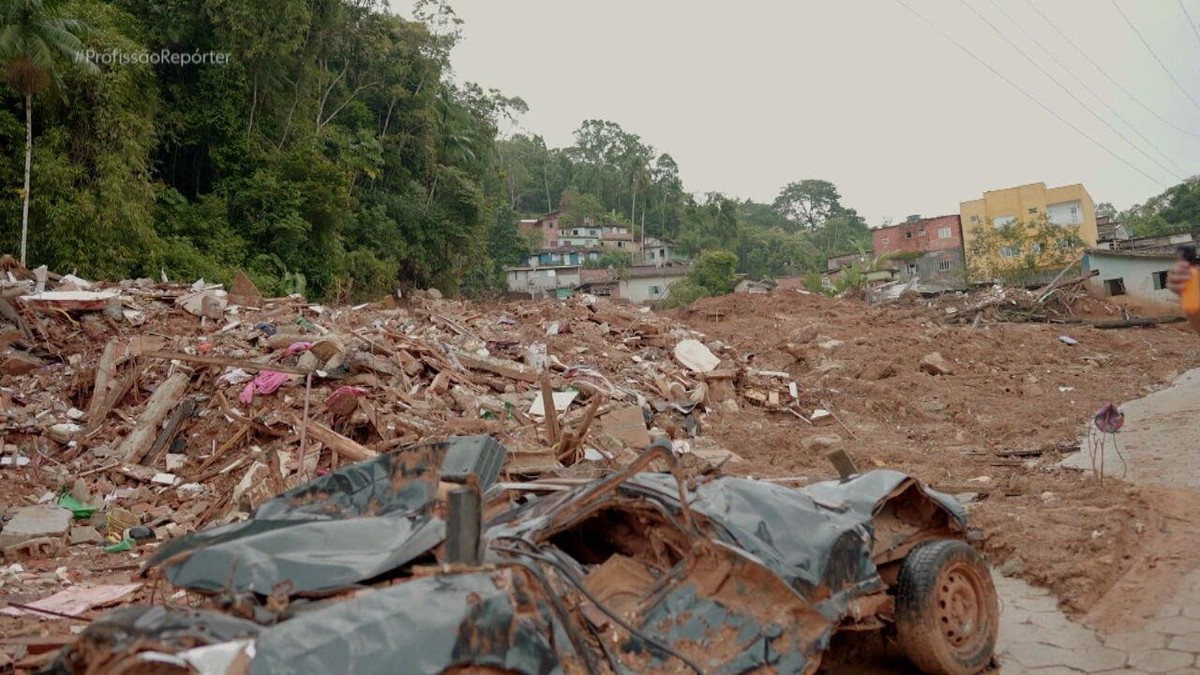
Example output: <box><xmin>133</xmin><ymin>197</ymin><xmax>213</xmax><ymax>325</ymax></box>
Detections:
<box><xmin>670</xmin><ymin>290</ymin><xmax>1200</xmax><ymax>615</ymax></box>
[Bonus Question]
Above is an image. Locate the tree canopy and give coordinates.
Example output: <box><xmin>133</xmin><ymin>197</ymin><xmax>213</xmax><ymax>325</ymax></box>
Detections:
<box><xmin>1</xmin><ymin>0</ymin><xmax>890</xmax><ymax>301</ymax></box>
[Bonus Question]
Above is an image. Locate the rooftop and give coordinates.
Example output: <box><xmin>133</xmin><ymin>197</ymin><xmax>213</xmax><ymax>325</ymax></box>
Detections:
<box><xmin>874</xmin><ymin>214</ymin><xmax>960</xmax><ymax>233</ymax></box>
<box><xmin>1086</xmin><ymin>247</ymin><xmax>1177</xmax><ymax>260</ymax></box>
<box><xmin>626</xmin><ymin>263</ymin><xmax>689</xmax><ymax>279</ymax></box>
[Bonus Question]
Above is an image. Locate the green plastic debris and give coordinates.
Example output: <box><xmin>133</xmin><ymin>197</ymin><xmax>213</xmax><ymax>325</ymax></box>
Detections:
<box><xmin>58</xmin><ymin>491</ymin><xmax>97</xmax><ymax>519</ymax></box>
<box><xmin>104</xmin><ymin>538</ymin><xmax>133</xmax><ymax>553</ymax></box>
<box><xmin>296</xmin><ymin>317</ymin><xmax>318</xmax><ymax>333</ymax></box>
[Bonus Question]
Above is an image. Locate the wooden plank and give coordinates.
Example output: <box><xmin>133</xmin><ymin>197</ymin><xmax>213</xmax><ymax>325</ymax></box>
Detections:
<box><xmin>540</xmin><ymin>373</ymin><xmax>560</xmax><ymax>445</ymax></box>
<box><xmin>1090</xmin><ymin>316</ymin><xmax>1185</xmax><ymax>330</ymax></box>
<box><xmin>115</xmin><ymin>373</ymin><xmax>191</xmax><ymax>463</ymax></box>
<box><xmin>142</xmin><ymin>350</ymin><xmax>312</xmax><ymax>375</ymax></box>
<box><xmin>302</xmin><ymin>420</ymin><xmax>378</xmax><ymax>463</ymax></box>
<box><xmin>456</xmin><ymin>352</ymin><xmax>537</xmax><ymax>383</ymax></box>
<box><xmin>138</xmin><ymin>398</ymin><xmax>196</xmax><ymax>466</ymax></box>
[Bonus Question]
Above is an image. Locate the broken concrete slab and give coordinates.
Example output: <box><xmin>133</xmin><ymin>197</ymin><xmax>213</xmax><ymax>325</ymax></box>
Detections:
<box><xmin>17</xmin><ymin>290</ymin><xmax>121</xmax><ymax>312</ymax></box>
<box><xmin>0</xmin><ymin>505</ymin><xmax>71</xmax><ymax>548</ymax></box>
<box><xmin>920</xmin><ymin>352</ymin><xmax>954</xmax><ymax>376</ymax></box>
<box><xmin>801</xmin><ymin>435</ymin><xmax>843</xmax><ymax>453</ymax></box>
<box><xmin>674</xmin><ymin>339</ymin><xmax>720</xmax><ymax>373</ymax></box>
<box><xmin>69</xmin><ymin>526</ymin><xmax>104</xmax><ymax>546</ymax></box>
<box><xmin>598</xmin><ymin>405</ymin><xmax>650</xmax><ymax>448</ymax></box>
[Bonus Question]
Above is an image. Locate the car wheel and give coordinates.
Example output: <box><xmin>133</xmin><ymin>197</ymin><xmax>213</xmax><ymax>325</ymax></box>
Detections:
<box><xmin>895</xmin><ymin>539</ymin><xmax>999</xmax><ymax>675</ymax></box>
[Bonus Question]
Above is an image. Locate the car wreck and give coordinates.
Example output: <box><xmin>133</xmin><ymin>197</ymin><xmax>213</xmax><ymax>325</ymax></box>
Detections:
<box><xmin>46</xmin><ymin>436</ymin><xmax>999</xmax><ymax>675</ymax></box>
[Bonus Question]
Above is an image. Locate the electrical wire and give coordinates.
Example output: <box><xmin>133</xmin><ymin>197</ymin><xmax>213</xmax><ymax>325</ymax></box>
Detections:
<box><xmin>1024</xmin><ymin>0</ymin><xmax>1200</xmax><ymax>141</ymax></box>
<box><xmin>984</xmin><ymin>0</ymin><xmax>1187</xmax><ymax>175</ymax></box>
<box><xmin>1111</xmin><ymin>0</ymin><xmax>1200</xmax><ymax>113</ymax></box>
<box><xmin>961</xmin><ymin>0</ymin><xmax>1184</xmax><ymax>182</ymax></box>
<box><xmin>892</xmin><ymin>0</ymin><xmax>1169</xmax><ymax>188</ymax></box>
<box><xmin>1180</xmin><ymin>0</ymin><xmax>1200</xmax><ymax>53</ymax></box>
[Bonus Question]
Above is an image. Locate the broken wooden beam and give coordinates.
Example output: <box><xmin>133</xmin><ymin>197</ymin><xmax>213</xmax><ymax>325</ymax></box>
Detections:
<box><xmin>301</xmin><ymin>420</ymin><xmax>378</xmax><ymax>463</ymax></box>
<box><xmin>540</xmin><ymin>374</ymin><xmax>560</xmax><ymax>446</ymax></box>
<box><xmin>142</xmin><ymin>350</ymin><xmax>312</xmax><ymax>376</ymax></box>
<box><xmin>137</xmin><ymin>398</ymin><xmax>196</xmax><ymax>466</ymax></box>
<box><xmin>1090</xmin><ymin>316</ymin><xmax>1185</xmax><ymax>330</ymax></box>
<box><xmin>115</xmin><ymin>373</ymin><xmax>191</xmax><ymax>463</ymax></box>
<box><xmin>456</xmin><ymin>352</ymin><xmax>537</xmax><ymax>383</ymax></box>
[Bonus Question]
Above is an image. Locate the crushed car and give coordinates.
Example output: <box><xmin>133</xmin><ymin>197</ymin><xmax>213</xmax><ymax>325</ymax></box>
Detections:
<box><xmin>46</xmin><ymin>436</ymin><xmax>999</xmax><ymax>675</ymax></box>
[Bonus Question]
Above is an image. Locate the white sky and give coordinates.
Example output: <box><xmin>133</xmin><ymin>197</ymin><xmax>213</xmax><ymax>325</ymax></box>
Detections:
<box><xmin>389</xmin><ymin>0</ymin><xmax>1200</xmax><ymax>225</ymax></box>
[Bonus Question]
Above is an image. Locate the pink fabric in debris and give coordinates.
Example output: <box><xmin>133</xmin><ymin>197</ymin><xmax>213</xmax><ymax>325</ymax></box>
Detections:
<box><xmin>283</xmin><ymin>341</ymin><xmax>314</xmax><ymax>356</ymax></box>
<box><xmin>239</xmin><ymin>370</ymin><xmax>292</xmax><ymax>404</ymax></box>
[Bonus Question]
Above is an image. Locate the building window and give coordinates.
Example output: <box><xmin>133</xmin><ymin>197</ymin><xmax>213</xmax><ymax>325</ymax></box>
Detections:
<box><xmin>999</xmin><ymin>245</ymin><xmax>1020</xmax><ymax>258</ymax></box>
<box><xmin>938</xmin><ymin>227</ymin><xmax>952</xmax><ymax>239</ymax></box>
<box><xmin>905</xmin><ymin>231</ymin><xmax>913</xmax><ymax>239</ymax></box>
<box><xmin>650</xmin><ymin>285</ymin><xmax>662</xmax><ymax>295</ymax></box>
<box><xmin>1028</xmin><ymin>207</ymin><xmax>1038</xmax><ymax>214</ymax></box>
<box><xmin>881</xmin><ymin>236</ymin><xmax>890</xmax><ymax>246</ymax></box>
<box><xmin>970</xmin><ymin>215</ymin><xmax>980</xmax><ymax>223</ymax></box>
<box><xmin>918</xmin><ymin>229</ymin><xmax>926</xmax><ymax>237</ymax></box>
<box><xmin>994</xmin><ymin>215</ymin><xmax>1016</xmax><ymax>229</ymax></box>
<box><xmin>1153</xmin><ymin>271</ymin><xmax>1169</xmax><ymax>290</ymax></box>
<box><xmin>1104</xmin><ymin>278</ymin><xmax>1126</xmax><ymax>296</ymax></box>
<box><xmin>593</xmin><ymin>287</ymin><xmax>612</xmax><ymax>297</ymax></box>
<box><xmin>1030</xmin><ymin>243</ymin><xmax>1043</xmax><ymax>254</ymax></box>
<box><xmin>937</xmin><ymin>259</ymin><xmax>953</xmax><ymax>272</ymax></box>
<box><xmin>906</xmin><ymin>263</ymin><xmax>918</xmax><ymax>276</ymax></box>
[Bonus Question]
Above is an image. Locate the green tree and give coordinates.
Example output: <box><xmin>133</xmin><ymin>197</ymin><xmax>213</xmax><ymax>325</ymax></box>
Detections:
<box><xmin>1</xmin><ymin>0</ymin><xmax>96</xmax><ymax>264</ymax></box>
<box><xmin>1121</xmin><ymin>177</ymin><xmax>1200</xmax><ymax>237</ymax></box>
<box><xmin>661</xmin><ymin>249</ymin><xmax>738</xmax><ymax>308</ymax></box>
<box><xmin>964</xmin><ymin>214</ymin><xmax>1084</xmax><ymax>285</ymax></box>
<box><xmin>772</xmin><ymin>179</ymin><xmax>843</xmax><ymax>231</ymax></box>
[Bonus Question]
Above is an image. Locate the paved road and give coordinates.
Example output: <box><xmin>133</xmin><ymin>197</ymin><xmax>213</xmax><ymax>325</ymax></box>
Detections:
<box><xmin>995</xmin><ymin>369</ymin><xmax>1200</xmax><ymax>674</ymax></box>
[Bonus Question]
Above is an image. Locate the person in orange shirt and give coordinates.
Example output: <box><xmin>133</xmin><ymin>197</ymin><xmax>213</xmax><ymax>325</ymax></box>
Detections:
<box><xmin>1167</xmin><ymin>258</ymin><xmax>1200</xmax><ymax>334</ymax></box>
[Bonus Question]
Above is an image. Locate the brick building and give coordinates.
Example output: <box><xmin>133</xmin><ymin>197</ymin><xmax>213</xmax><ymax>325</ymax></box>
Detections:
<box><xmin>872</xmin><ymin>214</ymin><xmax>965</xmax><ymax>287</ymax></box>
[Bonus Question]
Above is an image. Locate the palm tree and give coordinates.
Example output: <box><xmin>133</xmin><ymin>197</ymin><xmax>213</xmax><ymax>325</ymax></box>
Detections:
<box><xmin>0</xmin><ymin>0</ymin><xmax>94</xmax><ymax>265</ymax></box>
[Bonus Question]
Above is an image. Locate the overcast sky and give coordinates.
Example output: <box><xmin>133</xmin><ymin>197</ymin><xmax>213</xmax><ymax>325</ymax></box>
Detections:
<box><xmin>389</xmin><ymin>0</ymin><xmax>1200</xmax><ymax>225</ymax></box>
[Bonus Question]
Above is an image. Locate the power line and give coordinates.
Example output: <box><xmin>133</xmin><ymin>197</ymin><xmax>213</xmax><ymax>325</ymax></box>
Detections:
<box><xmin>1024</xmin><ymin>0</ymin><xmax>1200</xmax><ymax>141</ymax></box>
<box><xmin>890</xmin><ymin>0</ymin><xmax>1167</xmax><ymax>188</ymax></box>
<box><xmin>960</xmin><ymin>0</ymin><xmax>1181</xmax><ymax>181</ymax></box>
<box><xmin>984</xmin><ymin>0</ymin><xmax>1186</xmax><ymax>175</ymax></box>
<box><xmin>1180</xmin><ymin>0</ymin><xmax>1200</xmax><ymax>54</ymax></box>
<box><xmin>1111</xmin><ymin>0</ymin><xmax>1200</xmax><ymax>113</ymax></box>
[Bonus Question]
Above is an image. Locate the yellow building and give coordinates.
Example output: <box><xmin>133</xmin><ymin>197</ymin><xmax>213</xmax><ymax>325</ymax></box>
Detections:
<box><xmin>959</xmin><ymin>182</ymin><xmax>1098</xmax><ymax>280</ymax></box>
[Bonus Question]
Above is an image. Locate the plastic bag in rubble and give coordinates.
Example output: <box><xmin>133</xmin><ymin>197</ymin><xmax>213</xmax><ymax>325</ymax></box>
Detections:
<box><xmin>525</xmin><ymin>343</ymin><xmax>548</xmax><ymax>373</ymax></box>
<box><xmin>218</xmin><ymin>368</ymin><xmax>253</xmax><ymax>386</ymax></box>
<box><xmin>284</xmin><ymin>342</ymin><xmax>314</xmax><ymax>356</ymax></box>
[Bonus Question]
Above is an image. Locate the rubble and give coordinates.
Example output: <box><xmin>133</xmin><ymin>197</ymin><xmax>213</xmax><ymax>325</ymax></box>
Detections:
<box><xmin>919</xmin><ymin>351</ymin><xmax>954</xmax><ymax>376</ymax></box>
<box><xmin>0</xmin><ymin>506</ymin><xmax>71</xmax><ymax>548</ymax></box>
<box><xmin>3</xmin><ymin>265</ymin><xmax>1198</xmax><ymax>666</ymax></box>
<box><xmin>48</xmin><ymin>441</ymin><xmax>987</xmax><ymax>674</ymax></box>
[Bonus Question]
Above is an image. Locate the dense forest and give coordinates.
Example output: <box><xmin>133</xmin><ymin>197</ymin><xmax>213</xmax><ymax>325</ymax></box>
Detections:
<box><xmin>0</xmin><ymin>0</ymin><xmax>880</xmax><ymax>301</ymax></box>
<box><xmin>5</xmin><ymin>0</ymin><xmax>1192</xmax><ymax>302</ymax></box>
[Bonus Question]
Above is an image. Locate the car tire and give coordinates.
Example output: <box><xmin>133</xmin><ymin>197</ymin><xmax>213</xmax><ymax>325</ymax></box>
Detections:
<box><xmin>895</xmin><ymin>539</ymin><xmax>999</xmax><ymax>675</ymax></box>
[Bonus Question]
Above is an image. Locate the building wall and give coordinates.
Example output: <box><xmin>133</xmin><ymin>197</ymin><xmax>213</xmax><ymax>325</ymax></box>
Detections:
<box><xmin>620</xmin><ymin>274</ymin><xmax>686</xmax><ymax>303</ymax></box>
<box><xmin>505</xmin><ymin>266</ymin><xmax>581</xmax><ymax>294</ymax></box>
<box><xmin>1083</xmin><ymin>253</ymin><xmax>1176</xmax><ymax>308</ymax></box>
<box><xmin>960</xmin><ymin>182</ymin><xmax>1098</xmax><ymax>277</ymax></box>
<box><xmin>873</xmin><ymin>215</ymin><xmax>963</xmax><ymax>256</ymax></box>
